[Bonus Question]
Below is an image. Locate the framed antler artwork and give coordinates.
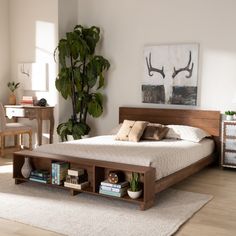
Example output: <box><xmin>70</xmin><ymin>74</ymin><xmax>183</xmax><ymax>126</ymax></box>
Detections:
<box><xmin>142</xmin><ymin>43</ymin><xmax>199</xmax><ymax>105</ymax></box>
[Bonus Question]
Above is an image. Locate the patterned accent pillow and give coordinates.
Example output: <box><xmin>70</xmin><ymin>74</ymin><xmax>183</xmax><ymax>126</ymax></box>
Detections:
<box><xmin>115</xmin><ymin>120</ymin><xmax>148</xmax><ymax>142</ymax></box>
<box><xmin>166</xmin><ymin>125</ymin><xmax>210</xmax><ymax>142</ymax></box>
<box><xmin>142</xmin><ymin>123</ymin><xmax>169</xmax><ymax>141</ymax></box>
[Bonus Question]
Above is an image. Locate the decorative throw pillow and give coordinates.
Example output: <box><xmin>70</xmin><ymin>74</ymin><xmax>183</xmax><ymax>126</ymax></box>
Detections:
<box><xmin>115</xmin><ymin>120</ymin><xmax>148</xmax><ymax>142</ymax></box>
<box><xmin>142</xmin><ymin>123</ymin><xmax>169</xmax><ymax>141</ymax></box>
<box><xmin>166</xmin><ymin>125</ymin><xmax>210</xmax><ymax>143</ymax></box>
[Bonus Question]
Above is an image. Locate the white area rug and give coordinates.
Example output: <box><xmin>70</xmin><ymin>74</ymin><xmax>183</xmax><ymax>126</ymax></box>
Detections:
<box><xmin>0</xmin><ymin>165</ymin><xmax>212</xmax><ymax>236</ymax></box>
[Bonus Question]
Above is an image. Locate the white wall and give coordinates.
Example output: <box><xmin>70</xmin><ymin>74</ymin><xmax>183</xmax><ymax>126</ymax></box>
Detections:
<box><xmin>58</xmin><ymin>0</ymin><xmax>78</xmax><ymax>124</ymax></box>
<box><xmin>9</xmin><ymin>0</ymin><xmax>59</xmax><ymax>144</ymax></box>
<box><xmin>0</xmin><ymin>0</ymin><xmax>10</xmax><ymax>104</ymax></box>
<box><xmin>78</xmin><ymin>0</ymin><xmax>236</xmax><ymax>135</ymax></box>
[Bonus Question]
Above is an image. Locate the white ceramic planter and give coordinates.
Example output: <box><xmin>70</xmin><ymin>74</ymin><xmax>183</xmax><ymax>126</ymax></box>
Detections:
<box><xmin>226</xmin><ymin>115</ymin><xmax>234</xmax><ymax>121</ymax></box>
<box><xmin>127</xmin><ymin>189</ymin><xmax>143</xmax><ymax>199</ymax></box>
<box><xmin>66</xmin><ymin>134</ymin><xmax>90</xmax><ymax>141</ymax></box>
<box><xmin>66</xmin><ymin>135</ymin><xmax>74</xmax><ymax>141</ymax></box>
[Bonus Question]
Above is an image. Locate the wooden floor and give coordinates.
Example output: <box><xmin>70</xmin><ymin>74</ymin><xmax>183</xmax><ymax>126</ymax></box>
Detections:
<box><xmin>0</xmin><ymin>156</ymin><xmax>236</xmax><ymax>236</ymax></box>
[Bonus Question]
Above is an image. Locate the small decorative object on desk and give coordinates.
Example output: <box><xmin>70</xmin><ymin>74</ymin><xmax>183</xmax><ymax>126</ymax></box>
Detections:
<box><xmin>127</xmin><ymin>172</ymin><xmax>142</xmax><ymax>199</ymax></box>
<box><xmin>37</xmin><ymin>98</ymin><xmax>47</xmax><ymax>107</ymax></box>
<box><xmin>108</xmin><ymin>170</ymin><xmax>125</xmax><ymax>184</ymax></box>
<box><xmin>21</xmin><ymin>157</ymin><xmax>32</xmax><ymax>178</ymax></box>
<box><xmin>225</xmin><ymin>111</ymin><xmax>236</xmax><ymax>121</ymax></box>
<box><xmin>20</xmin><ymin>96</ymin><xmax>34</xmax><ymax>106</ymax></box>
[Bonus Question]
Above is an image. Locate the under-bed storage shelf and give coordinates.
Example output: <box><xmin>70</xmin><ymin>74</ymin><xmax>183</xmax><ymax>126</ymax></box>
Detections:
<box><xmin>13</xmin><ymin>150</ymin><xmax>155</xmax><ymax>210</ymax></box>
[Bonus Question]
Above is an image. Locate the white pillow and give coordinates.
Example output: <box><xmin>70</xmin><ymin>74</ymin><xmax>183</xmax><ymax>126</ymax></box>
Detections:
<box><xmin>166</xmin><ymin>125</ymin><xmax>210</xmax><ymax>143</ymax></box>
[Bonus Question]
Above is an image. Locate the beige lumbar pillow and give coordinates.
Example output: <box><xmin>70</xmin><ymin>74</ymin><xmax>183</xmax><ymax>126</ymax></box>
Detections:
<box><xmin>115</xmin><ymin>120</ymin><xmax>148</xmax><ymax>142</ymax></box>
<box><xmin>142</xmin><ymin>123</ymin><xmax>169</xmax><ymax>141</ymax></box>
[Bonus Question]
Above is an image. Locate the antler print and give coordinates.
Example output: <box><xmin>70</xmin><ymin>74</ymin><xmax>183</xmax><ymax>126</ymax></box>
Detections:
<box><xmin>172</xmin><ymin>51</ymin><xmax>194</xmax><ymax>79</ymax></box>
<box><xmin>146</xmin><ymin>53</ymin><xmax>165</xmax><ymax>79</ymax></box>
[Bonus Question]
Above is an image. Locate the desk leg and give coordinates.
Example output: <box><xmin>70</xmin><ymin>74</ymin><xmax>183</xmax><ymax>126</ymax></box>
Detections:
<box><xmin>37</xmin><ymin>118</ymin><xmax>42</xmax><ymax>146</ymax></box>
<box><xmin>49</xmin><ymin>115</ymin><xmax>54</xmax><ymax>144</ymax></box>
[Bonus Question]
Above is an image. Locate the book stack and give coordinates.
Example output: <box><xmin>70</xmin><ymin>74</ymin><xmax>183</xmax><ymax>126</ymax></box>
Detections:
<box><xmin>20</xmin><ymin>96</ymin><xmax>34</xmax><ymax>106</ymax></box>
<box><xmin>51</xmin><ymin>162</ymin><xmax>70</xmax><ymax>185</ymax></box>
<box><xmin>29</xmin><ymin>170</ymin><xmax>50</xmax><ymax>184</ymax></box>
<box><xmin>99</xmin><ymin>180</ymin><xmax>129</xmax><ymax>197</ymax></box>
<box><xmin>64</xmin><ymin>168</ymin><xmax>89</xmax><ymax>190</ymax></box>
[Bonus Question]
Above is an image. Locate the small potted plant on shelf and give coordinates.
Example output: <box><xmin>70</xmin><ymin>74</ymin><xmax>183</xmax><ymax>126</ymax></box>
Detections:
<box><xmin>127</xmin><ymin>172</ymin><xmax>142</xmax><ymax>199</ymax></box>
<box><xmin>225</xmin><ymin>111</ymin><xmax>236</xmax><ymax>121</ymax></box>
<box><xmin>7</xmin><ymin>81</ymin><xmax>20</xmax><ymax>105</ymax></box>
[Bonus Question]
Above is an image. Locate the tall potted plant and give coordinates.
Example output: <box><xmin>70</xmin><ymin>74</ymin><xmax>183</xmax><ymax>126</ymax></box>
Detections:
<box><xmin>54</xmin><ymin>25</ymin><xmax>110</xmax><ymax>141</ymax></box>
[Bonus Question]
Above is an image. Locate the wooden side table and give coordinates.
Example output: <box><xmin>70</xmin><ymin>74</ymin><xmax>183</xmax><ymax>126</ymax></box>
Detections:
<box><xmin>221</xmin><ymin>121</ymin><xmax>236</xmax><ymax>168</ymax></box>
<box><xmin>5</xmin><ymin>105</ymin><xmax>54</xmax><ymax>146</ymax></box>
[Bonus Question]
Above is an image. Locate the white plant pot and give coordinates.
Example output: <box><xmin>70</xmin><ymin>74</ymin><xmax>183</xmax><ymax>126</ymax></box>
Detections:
<box><xmin>226</xmin><ymin>115</ymin><xmax>234</xmax><ymax>121</ymax></box>
<box><xmin>127</xmin><ymin>189</ymin><xmax>143</xmax><ymax>199</ymax></box>
<box><xmin>66</xmin><ymin>135</ymin><xmax>74</xmax><ymax>141</ymax></box>
<box><xmin>66</xmin><ymin>134</ymin><xmax>90</xmax><ymax>141</ymax></box>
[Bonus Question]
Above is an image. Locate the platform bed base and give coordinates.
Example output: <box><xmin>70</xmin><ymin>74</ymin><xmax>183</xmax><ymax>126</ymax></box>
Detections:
<box><xmin>13</xmin><ymin>150</ymin><xmax>214</xmax><ymax>210</ymax></box>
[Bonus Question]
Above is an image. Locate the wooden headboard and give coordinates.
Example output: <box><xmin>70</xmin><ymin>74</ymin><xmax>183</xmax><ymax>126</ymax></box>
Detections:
<box><xmin>119</xmin><ymin>107</ymin><xmax>221</xmax><ymax>137</ymax></box>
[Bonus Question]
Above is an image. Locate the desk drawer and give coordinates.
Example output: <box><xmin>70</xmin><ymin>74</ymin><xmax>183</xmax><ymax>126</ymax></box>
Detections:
<box><xmin>6</xmin><ymin>108</ymin><xmax>25</xmax><ymax>118</ymax></box>
<box><xmin>24</xmin><ymin>108</ymin><xmax>37</xmax><ymax>118</ymax></box>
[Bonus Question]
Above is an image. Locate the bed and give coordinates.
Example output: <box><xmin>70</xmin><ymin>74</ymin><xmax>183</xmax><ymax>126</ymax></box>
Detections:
<box><xmin>13</xmin><ymin>107</ymin><xmax>221</xmax><ymax>210</ymax></box>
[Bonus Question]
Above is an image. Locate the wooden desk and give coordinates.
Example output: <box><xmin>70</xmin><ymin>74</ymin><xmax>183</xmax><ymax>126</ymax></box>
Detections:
<box><xmin>5</xmin><ymin>105</ymin><xmax>54</xmax><ymax>146</ymax></box>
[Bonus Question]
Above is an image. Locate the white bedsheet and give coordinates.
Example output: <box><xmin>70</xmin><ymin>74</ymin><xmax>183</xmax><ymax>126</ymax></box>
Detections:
<box><xmin>35</xmin><ymin>135</ymin><xmax>214</xmax><ymax>180</ymax></box>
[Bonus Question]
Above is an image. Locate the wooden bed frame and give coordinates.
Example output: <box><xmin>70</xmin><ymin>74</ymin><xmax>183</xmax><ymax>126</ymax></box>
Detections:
<box><xmin>13</xmin><ymin>107</ymin><xmax>221</xmax><ymax>210</ymax></box>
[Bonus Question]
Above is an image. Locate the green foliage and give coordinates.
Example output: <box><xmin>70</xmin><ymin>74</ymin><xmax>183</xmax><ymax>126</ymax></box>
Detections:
<box><xmin>57</xmin><ymin>119</ymin><xmax>90</xmax><ymax>141</ymax></box>
<box><xmin>7</xmin><ymin>82</ymin><xmax>20</xmax><ymax>92</ymax></box>
<box><xmin>130</xmin><ymin>172</ymin><xmax>141</xmax><ymax>192</ymax></box>
<box><xmin>54</xmin><ymin>25</ymin><xmax>110</xmax><ymax>140</ymax></box>
<box><xmin>225</xmin><ymin>111</ymin><xmax>236</xmax><ymax>115</ymax></box>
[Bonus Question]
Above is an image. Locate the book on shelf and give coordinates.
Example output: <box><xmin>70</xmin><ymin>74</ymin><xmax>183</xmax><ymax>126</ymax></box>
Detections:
<box><xmin>29</xmin><ymin>175</ymin><xmax>50</xmax><ymax>181</ymax></box>
<box><xmin>30</xmin><ymin>170</ymin><xmax>50</xmax><ymax>178</ymax></box>
<box><xmin>100</xmin><ymin>185</ymin><xmax>128</xmax><ymax>193</ymax></box>
<box><xmin>100</xmin><ymin>180</ymin><xmax>129</xmax><ymax>189</ymax></box>
<box><xmin>68</xmin><ymin>168</ymin><xmax>85</xmax><ymax>177</ymax></box>
<box><xmin>29</xmin><ymin>177</ymin><xmax>50</xmax><ymax>184</ymax></box>
<box><xmin>51</xmin><ymin>162</ymin><xmax>70</xmax><ymax>185</ymax></box>
<box><xmin>99</xmin><ymin>188</ymin><xmax>127</xmax><ymax>198</ymax></box>
<box><xmin>65</xmin><ymin>174</ymin><xmax>88</xmax><ymax>184</ymax></box>
<box><xmin>29</xmin><ymin>169</ymin><xmax>50</xmax><ymax>184</ymax></box>
<box><xmin>64</xmin><ymin>181</ymin><xmax>89</xmax><ymax>190</ymax></box>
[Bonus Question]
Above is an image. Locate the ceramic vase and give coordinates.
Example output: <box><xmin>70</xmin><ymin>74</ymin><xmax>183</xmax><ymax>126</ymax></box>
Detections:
<box><xmin>8</xmin><ymin>93</ymin><xmax>16</xmax><ymax>105</ymax></box>
<box><xmin>21</xmin><ymin>157</ymin><xmax>32</xmax><ymax>178</ymax></box>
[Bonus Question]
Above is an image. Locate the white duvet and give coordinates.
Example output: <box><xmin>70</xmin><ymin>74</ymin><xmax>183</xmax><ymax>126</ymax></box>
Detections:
<box><xmin>35</xmin><ymin>135</ymin><xmax>214</xmax><ymax>180</ymax></box>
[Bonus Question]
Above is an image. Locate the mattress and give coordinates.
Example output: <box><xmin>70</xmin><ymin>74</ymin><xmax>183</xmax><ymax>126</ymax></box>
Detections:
<box><xmin>35</xmin><ymin>135</ymin><xmax>214</xmax><ymax>180</ymax></box>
